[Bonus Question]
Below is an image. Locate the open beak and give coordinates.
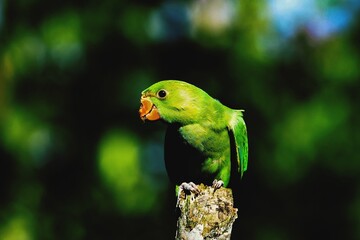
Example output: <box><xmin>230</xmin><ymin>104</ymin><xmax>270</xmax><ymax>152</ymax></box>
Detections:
<box><xmin>139</xmin><ymin>96</ymin><xmax>160</xmax><ymax>121</ymax></box>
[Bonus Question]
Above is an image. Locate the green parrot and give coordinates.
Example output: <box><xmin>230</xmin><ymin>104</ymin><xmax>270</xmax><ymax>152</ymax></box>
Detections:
<box><xmin>139</xmin><ymin>80</ymin><xmax>248</xmax><ymax>194</ymax></box>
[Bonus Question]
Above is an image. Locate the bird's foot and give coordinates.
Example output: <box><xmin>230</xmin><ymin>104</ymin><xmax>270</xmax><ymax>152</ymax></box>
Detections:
<box><xmin>212</xmin><ymin>179</ymin><xmax>224</xmax><ymax>190</ymax></box>
<box><xmin>179</xmin><ymin>182</ymin><xmax>200</xmax><ymax>194</ymax></box>
<box><xmin>176</xmin><ymin>182</ymin><xmax>200</xmax><ymax>207</ymax></box>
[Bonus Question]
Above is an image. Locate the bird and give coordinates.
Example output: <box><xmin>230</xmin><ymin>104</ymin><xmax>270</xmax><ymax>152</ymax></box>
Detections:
<box><xmin>139</xmin><ymin>80</ymin><xmax>248</xmax><ymax>197</ymax></box>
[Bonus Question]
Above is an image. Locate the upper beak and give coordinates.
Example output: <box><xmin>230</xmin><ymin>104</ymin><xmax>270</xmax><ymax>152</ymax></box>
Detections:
<box><xmin>139</xmin><ymin>96</ymin><xmax>161</xmax><ymax>121</ymax></box>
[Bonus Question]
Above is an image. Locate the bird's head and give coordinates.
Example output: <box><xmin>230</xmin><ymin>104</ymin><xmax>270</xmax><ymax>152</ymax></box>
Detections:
<box><xmin>139</xmin><ymin>80</ymin><xmax>206</xmax><ymax>124</ymax></box>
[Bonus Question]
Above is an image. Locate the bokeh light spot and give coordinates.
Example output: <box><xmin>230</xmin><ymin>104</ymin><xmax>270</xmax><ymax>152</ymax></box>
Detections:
<box><xmin>98</xmin><ymin>129</ymin><xmax>159</xmax><ymax>215</ymax></box>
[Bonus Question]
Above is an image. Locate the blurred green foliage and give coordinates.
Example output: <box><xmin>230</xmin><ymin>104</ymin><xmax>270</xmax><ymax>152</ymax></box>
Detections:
<box><xmin>98</xmin><ymin>129</ymin><xmax>161</xmax><ymax>215</ymax></box>
<box><xmin>0</xmin><ymin>0</ymin><xmax>359</xmax><ymax>239</ymax></box>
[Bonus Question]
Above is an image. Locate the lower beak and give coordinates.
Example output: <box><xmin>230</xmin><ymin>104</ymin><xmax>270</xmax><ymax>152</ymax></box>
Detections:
<box><xmin>139</xmin><ymin>97</ymin><xmax>161</xmax><ymax>121</ymax></box>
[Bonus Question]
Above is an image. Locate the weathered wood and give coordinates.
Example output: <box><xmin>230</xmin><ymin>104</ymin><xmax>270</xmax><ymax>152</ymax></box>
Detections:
<box><xmin>175</xmin><ymin>184</ymin><xmax>238</xmax><ymax>240</ymax></box>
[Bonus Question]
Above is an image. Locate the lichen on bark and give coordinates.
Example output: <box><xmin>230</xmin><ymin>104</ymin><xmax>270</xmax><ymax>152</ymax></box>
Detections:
<box><xmin>175</xmin><ymin>184</ymin><xmax>238</xmax><ymax>240</ymax></box>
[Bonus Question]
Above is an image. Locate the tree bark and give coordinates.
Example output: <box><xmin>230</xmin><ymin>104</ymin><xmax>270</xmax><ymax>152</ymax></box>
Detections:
<box><xmin>175</xmin><ymin>184</ymin><xmax>238</xmax><ymax>240</ymax></box>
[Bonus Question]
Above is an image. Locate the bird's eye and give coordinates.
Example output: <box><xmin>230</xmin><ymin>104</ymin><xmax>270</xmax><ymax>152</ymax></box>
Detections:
<box><xmin>157</xmin><ymin>89</ymin><xmax>167</xmax><ymax>99</ymax></box>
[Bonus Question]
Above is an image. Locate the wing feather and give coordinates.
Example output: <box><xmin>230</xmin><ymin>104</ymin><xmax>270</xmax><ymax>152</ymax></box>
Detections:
<box><xmin>228</xmin><ymin>111</ymin><xmax>248</xmax><ymax>178</ymax></box>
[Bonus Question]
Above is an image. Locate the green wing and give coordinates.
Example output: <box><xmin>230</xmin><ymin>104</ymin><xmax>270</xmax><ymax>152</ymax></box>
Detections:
<box><xmin>229</xmin><ymin>114</ymin><xmax>248</xmax><ymax>178</ymax></box>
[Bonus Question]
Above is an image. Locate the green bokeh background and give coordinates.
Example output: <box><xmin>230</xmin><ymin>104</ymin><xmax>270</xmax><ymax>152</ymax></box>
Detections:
<box><xmin>0</xmin><ymin>0</ymin><xmax>359</xmax><ymax>239</ymax></box>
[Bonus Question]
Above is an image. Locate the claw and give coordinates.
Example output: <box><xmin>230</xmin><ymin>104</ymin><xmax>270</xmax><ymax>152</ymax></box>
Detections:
<box><xmin>212</xmin><ymin>179</ymin><xmax>224</xmax><ymax>190</ymax></box>
<box><xmin>180</xmin><ymin>182</ymin><xmax>200</xmax><ymax>194</ymax></box>
<box><xmin>176</xmin><ymin>182</ymin><xmax>200</xmax><ymax>207</ymax></box>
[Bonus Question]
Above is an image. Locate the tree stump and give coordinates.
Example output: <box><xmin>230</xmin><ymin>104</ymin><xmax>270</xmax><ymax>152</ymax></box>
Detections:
<box><xmin>175</xmin><ymin>184</ymin><xmax>238</xmax><ymax>240</ymax></box>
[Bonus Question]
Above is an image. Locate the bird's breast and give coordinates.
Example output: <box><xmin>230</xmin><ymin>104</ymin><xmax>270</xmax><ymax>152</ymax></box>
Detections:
<box><xmin>164</xmin><ymin>123</ymin><xmax>230</xmax><ymax>185</ymax></box>
<box><xmin>179</xmin><ymin>124</ymin><xmax>229</xmax><ymax>157</ymax></box>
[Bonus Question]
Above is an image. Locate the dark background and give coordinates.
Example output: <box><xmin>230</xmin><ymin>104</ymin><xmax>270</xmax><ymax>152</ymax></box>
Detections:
<box><xmin>0</xmin><ymin>0</ymin><xmax>360</xmax><ymax>239</ymax></box>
